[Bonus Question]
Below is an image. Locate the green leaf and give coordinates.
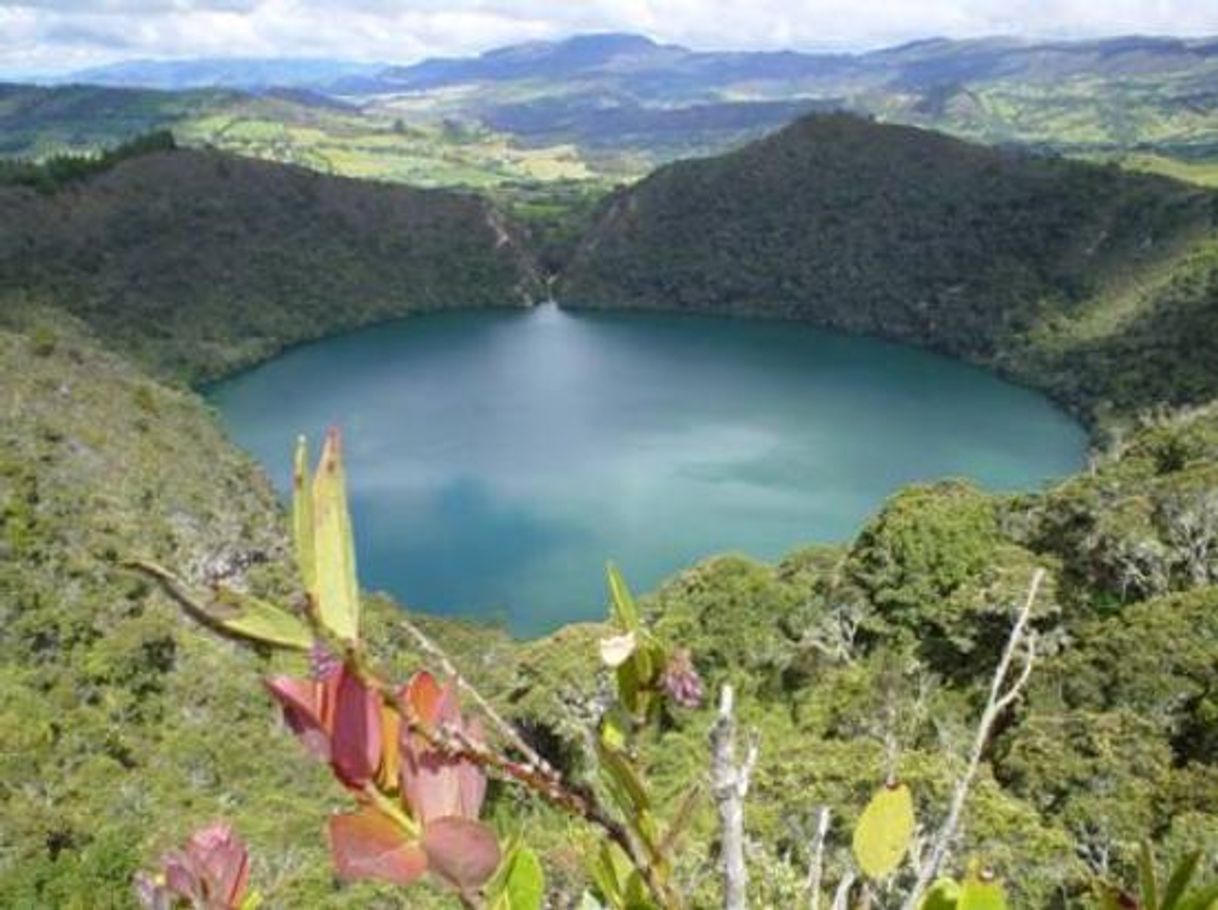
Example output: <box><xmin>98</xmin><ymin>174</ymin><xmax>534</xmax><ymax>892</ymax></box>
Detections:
<box><xmin>212</xmin><ymin>588</ymin><xmax>312</xmax><ymax>650</ymax></box>
<box><xmin>616</xmin><ymin>656</ymin><xmax>644</xmax><ymax>717</ymax></box>
<box><xmin>1163</xmin><ymin>852</ymin><xmax>1202</xmax><ymax>910</ymax></box>
<box><xmin>1140</xmin><ymin>841</ymin><xmax>1161</xmax><ymax>910</ymax></box>
<box><xmin>599</xmin><ymin>708</ymin><xmax>631</xmax><ymax>751</ymax></box>
<box><xmin>292</xmin><ymin>435</ymin><xmax>316</xmax><ymax>596</ymax></box>
<box><xmin>597</xmin><ymin>740</ymin><xmax>651</xmax><ymax>817</ymax></box>
<box><xmin>851</xmin><ymin>782</ymin><xmax>915</xmax><ymax>879</ymax></box>
<box><xmin>589</xmin><ymin>841</ymin><xmax>629</xmax><ymax>909</ymax></box>
<box><xmin>312</xmin><ymin>428</ymin><xmax>360</xmax><ymax>643</ymax></box>
<box><xmin>958</xmin><ymin>867</ymin><xmax>1007</xmax><ymax>910</ymax></box>
<box><xmin>489</xmin><ymin>844</ymin><xmax>545</xmax><ymax>910</ymax></box>
<box><xmin>1178</xmin><ymin>882</ymin><xmax>1218</xmax><ymax>910</ymax></box>
<box><xmin>920</xmin><ymin>878</ymin><xmax>962</xmax><ymax>910</ymax></box>
<box><xmin>607</xmin><ymin>564</ymin><xmax>640</xmax><ymax>632</ymax></box>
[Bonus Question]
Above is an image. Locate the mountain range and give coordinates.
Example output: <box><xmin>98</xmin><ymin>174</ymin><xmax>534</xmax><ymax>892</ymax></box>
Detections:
<box><xmin>61</xmin><ymin>32</ymin><xmax>1218</xmax><ymax>97</ymax></box>
<box><xmin>0</xmin><ymin>30</ymin><xmax>1198</xmax><ymax>197</ymax></box>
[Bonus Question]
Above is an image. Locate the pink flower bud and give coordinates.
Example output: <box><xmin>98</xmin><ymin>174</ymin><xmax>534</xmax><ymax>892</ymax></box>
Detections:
<box><xmin>134</xmin><ymin>822</ymin><xmax>250</xmax><ymax>910</ymax></box>
<box><xmin>661</xmin><ymin>649</ymin><xmax>704</xmax><ymax>709</ymax></box>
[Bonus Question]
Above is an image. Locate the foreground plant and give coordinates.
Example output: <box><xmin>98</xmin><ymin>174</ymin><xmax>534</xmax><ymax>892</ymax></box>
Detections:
<box><xmin>130</xmin><ymin>429</ymin><xmax>702</xmax><ymax>909</ymax></box>
<box><xmin>1096</xmin><ymin>842</ymin><xmax>1218</xmax><ymax>910</ymax></box>
<box><xmin>134</xmin><ymin>822</ymin><xmax>257</xmax><ymax>910</ymax></box>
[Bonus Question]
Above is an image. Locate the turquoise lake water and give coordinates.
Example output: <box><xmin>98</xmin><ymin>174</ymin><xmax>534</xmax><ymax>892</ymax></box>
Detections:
<box><xmin>208</xmin><ymin>305</ymin><xmax>1087</xmax><ymax>636</ymax></box>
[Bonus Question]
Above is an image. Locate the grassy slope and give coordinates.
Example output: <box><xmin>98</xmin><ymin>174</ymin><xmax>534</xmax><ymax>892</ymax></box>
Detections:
<box><xmin>562</xmin><ymin>113</ymin><xmax>1218</xmax><ymax>426</ymax></box>
<box><xmin>0</xmin><ymin>84</ymin><xmax>613</xmax><ymax>188</ymax></box>
<box><xmin>0</xmin><ymin>146</ymin><xmax>542</xmax><ymax>382</ymax></box>
<box><xmin>0</xmin><ymin>308</ymin><xmax>543</xmax><ymax>908</ymax></box>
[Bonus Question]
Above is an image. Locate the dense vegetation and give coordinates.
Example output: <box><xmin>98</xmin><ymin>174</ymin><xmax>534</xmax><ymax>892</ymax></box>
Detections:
<box><xmin>0</xmin><ymin>145</ymin><xmax>541</xmax><ymax>381</ymax></box>
<box><xmin>1</xmin><ymin>121</ymin><xmax>1217</xmax><ymax>906</ymax></box>
<box><xmin>0</xmin><ymin>130</ymin><xmax>177</xmax><ymax>194</ymax></box>
<box><xmin>562</xmin><ymin>113</ymin><xmax>1218</xmax><ymax>426</ymax></box>
<box><xmin>4</xmin><ymin>303</ymin><xmax>1217</xmax><ymax>906</ymax></box>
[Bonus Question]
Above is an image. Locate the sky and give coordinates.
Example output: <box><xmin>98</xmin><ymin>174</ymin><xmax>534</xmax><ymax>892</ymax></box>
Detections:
<box><xmin>3</xmin><ymin>0</ymin><xmax>1218</xmax><ymax>77</ymax></box>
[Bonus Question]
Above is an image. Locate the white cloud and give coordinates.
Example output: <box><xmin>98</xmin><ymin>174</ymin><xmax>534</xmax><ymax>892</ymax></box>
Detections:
<box><xmin>2</xmin><ymin>0</ymin><xmax>1218</xmax><ymax>77</ymax></box>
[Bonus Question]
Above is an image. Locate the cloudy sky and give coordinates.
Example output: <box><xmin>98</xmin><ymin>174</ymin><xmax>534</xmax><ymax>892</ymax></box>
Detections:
<box><xmin>4</xmin><ymin>0</ymin><xmax>1218</xmax><ymax>77</ymax></box>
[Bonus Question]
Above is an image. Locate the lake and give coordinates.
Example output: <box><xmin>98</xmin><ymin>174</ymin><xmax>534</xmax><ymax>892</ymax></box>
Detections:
<box><xmin>208</xmin><ymin>305</ymin><xmax>1087</xmax><ymax>636</ymax></box>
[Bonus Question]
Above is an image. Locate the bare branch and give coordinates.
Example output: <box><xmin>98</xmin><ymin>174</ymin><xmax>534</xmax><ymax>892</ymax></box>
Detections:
<box><xmin>395</xmin><ymin>614</ymin><xmax>557</xmax><ymax>778</ymax></box>
<box><xmin>900</xmin><ymin>568</ymin><xmax>1045</xmax><ymax>910</ymax></box>
<box><xmin>801</xmin><ymin>603</ymin><xmax>862</xmax><ymax>665</ymax></box>
<box><xmin>831</xmin><ymin>871</ymin><xmax>857</xmax><ymax>910</ymax></box>
<box><xmin>711</xmin><ymin>684</ymin><xmax>757</xmax><ymax>910</ymax></box>
<box><xmin>804</xmin><ymin>807</ymin><xmax>832</xmax><ymax>910</ymax></box>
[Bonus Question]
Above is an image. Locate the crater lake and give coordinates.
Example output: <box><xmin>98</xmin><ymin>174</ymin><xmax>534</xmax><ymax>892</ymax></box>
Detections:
<box><xmin>208</xmin><ymin>305</ymin><xmax>1087</xmax><ymax>635</ymax></box>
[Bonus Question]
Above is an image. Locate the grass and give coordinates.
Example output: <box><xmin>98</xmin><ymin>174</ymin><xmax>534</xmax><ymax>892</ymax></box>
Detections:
<box><xmin>175</xmin><ymin>102</ymin><xmax>598</xmax><ymax>188</ymax></box>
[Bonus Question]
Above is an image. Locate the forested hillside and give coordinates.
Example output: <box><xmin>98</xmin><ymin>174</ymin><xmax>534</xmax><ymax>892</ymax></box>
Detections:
<box><xmin>4</xmin><ymin>303</ymin><xmax>1217</xmax><ymax>906</ymax></box>
<box><xmin>1</xmin><ymin>124</ymin><xmax>1217</xmax><ymax>906</ymax></box>
<box><xmin>0</xmin><ymin>145</ymin><xmax>540</xmax><ymax>381</ymax></box>
<box><xmin>562</xmin><ymin>113</ymin><xmax>1218</xmax><ymax>424</ymax></box>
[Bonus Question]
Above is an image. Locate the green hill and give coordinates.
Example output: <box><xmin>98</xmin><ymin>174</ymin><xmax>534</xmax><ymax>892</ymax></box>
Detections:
<box><xmin>0</xmin><ymin>144</ymin><xmax>541</xmax><ymax>381</ymax></box>
<box><xmin>561</xmin><ymin>113</ymin><xmax>1218</xmax><ymax>425</ymax></box>
<box><xmin>0</xmin><ymin>84</ymin><xmax>603</xmax><ymax>188</ymax></box>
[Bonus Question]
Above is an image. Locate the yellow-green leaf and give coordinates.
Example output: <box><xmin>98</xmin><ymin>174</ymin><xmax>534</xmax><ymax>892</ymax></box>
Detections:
<box><xmin>292</xmin><ymin>435</ymin><xmax>316</xmax><ymax>596</ymax></box>
<box><xmin>1140</xmin><ymin>840</ymin><xmax>1160</xmax><ymax>910</ymax></box>
<box><xmin>959</xmin><ymin>866</ymin><xmax>1007</xmax><ymax>910</ymax></box>
<box><xmin>312</xmin><ymin>428</ymin><xmax>360</xmax><ymax>643</ymax></box>
<box><xmin>920</xmin><ymin>879</ymin><xmax>961</xmax><ymax>910</ymax></box>
<box><xmin>213</xmin><ymin>589</ymin><xmax>313</xmax><ymax>650</ymax></box>
<box><xmin>596</xmin><ymin>740</ymin><xmax>650</xmax><ymax>816</ymax></box>
<box><xmin>606</xmin><ymin>564</ymin><xmax>640</xmax><ymax>632</ymax></box>
<box><xmin>489</xmin><ymin>844</ymin><xmax>544</xmax><ymax>910</ymax></box>
<box><xmin>599</xmin><ymin>709</ymin><xmax>630</xmax><ymax>751</ymax></box>
<box><xmin>852</xmin><ymin>782</ymin><xmax>915</xmax><ymax>880</ymax></box>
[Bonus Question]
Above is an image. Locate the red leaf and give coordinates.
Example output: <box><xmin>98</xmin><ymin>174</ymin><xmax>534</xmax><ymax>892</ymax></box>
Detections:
<box><xmin>401</xmin><ymin>741</ymin><xmax>464</xmax><ymax>824</ymax></box>
<box><xmin>263</xmin><ymin>675</ymin><xmax>330</xmax><ymax>761</ymax></box>
<box><xmin>422</xmin><ymin>817</ymin><xmax>501</xmax><ymax>893</ymax></box>
<box><xmin>184</xmin><ymin>822</ymin><xmax>249</xmax><ymax>907</ymax></box>
<box><xmin>328</xmin><ymin>808</ymin><xmax>427</xmax><ymax>886</ymax></box>
<box><xmin>331</xmin><ymin>667</ymin><xmax>381</xmax><ymax>790</ymax></box>
<box><xmin>457</xmin><ymin>717</ymin><xmax>487</xmax><ymax>818</ymax></box>
<box><xmin>402</xmin><ymin>670</ymin><xmax>443</xmax><ymax>727</ymax></box>
<box><xmin>398</xmin><ymin>674</ymin><xmax>487</xmax><ymax>823</ymax></box>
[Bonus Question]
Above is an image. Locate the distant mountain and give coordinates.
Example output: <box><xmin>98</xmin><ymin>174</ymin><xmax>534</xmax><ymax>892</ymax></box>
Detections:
<box><xmin>61</xmin><ymin>57</ymin><xmax>383</xmax><ymax>91</ymax></box>
<box><xmin>349</xmin><ymin>31</ymin><xmax>1218</xmax><ymax>98</ymax></box>
<box><xmin>562</xmin><ymin>112</ymin><xmax>1218</xmax><ymax>419</ymax></box>
<box><xmin>338</xmin><ymin>31</ymin><xmax>1218</xmax><ymax>169</ymax></box>
<box><xmin>23</xmin><ymin>31</ymin><xmax>1218</xmax><ymax>183</ymax></box>
<box><xmin>343</xmin><ymin>32</ymin><xmax>860</xmax><ymax>98</ymax></box>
